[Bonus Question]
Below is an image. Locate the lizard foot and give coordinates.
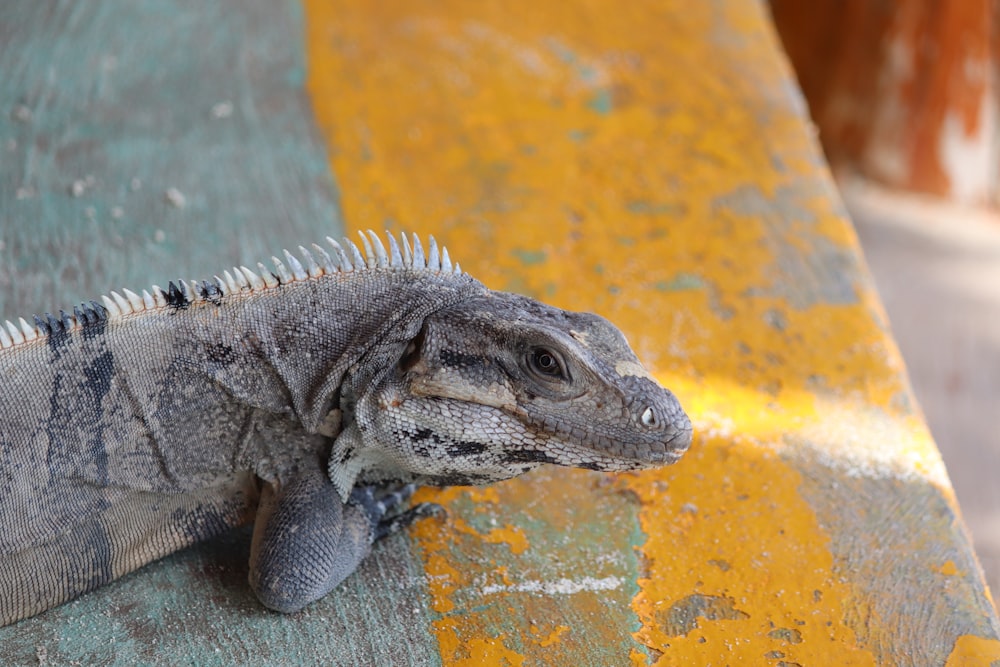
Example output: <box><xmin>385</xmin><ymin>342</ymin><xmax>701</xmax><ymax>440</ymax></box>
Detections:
<box><xmin>349</xmin><ymin>484</ymin><xmax>445</xmax><ymax>541</ymax></box>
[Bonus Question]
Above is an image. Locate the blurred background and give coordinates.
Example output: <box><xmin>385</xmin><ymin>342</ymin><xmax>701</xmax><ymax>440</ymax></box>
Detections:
<box><xmin>770</xmin><ymin>1</ymin><xmax>1000</xmax><ymax>593</ymax></box>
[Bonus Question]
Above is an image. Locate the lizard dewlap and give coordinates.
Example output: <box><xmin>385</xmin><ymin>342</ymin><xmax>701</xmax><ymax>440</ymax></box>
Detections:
<box><xmin>0</xmin><ymin>230</ymin><xmax>692</xmax><ymax>625</ymax></box>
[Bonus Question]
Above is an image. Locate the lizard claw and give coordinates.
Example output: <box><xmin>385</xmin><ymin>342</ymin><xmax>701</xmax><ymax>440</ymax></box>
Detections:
<box><xmin>348</xmin><ymin>483</ymin><xmax>445</xmax><ymax>542</ymax></box>
<box><xmin>373</xmin><ymin>502</ymin><xmax>445</xmax><ymax>541</ymax></box>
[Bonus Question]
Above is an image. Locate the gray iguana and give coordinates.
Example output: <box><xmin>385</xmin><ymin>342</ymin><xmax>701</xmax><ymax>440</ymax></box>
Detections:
<box><xmin>0</xmin><ymin>230</ymin><xmax>692</xmax><ymax>625</ymax></box>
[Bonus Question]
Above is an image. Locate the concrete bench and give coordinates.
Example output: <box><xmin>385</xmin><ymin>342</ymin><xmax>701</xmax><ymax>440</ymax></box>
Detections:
<box><xmin>1</xmin><ymin>0</ymin><xmax>997</xmax><ymax>664</ymax></box>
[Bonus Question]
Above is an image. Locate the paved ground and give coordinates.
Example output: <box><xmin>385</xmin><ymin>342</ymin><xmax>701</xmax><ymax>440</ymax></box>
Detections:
<box><xmin>845</xmin><ymin>180</ymin><xmax>1000</xmax><ymax>597</ymax></box>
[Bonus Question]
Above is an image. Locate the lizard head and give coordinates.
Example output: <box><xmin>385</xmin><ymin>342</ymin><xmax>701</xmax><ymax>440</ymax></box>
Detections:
<box><xmin>339</xmin><ymin>291</ymin><xmax>692</xmax><ymax>491</ymax></box>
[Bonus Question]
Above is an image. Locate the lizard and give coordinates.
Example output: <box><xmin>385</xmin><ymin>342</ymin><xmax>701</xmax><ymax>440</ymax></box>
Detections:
<box><xmin>0</xmin><ymin>230</ymin><xmax>692</xmax><ymax>625</ymax></box>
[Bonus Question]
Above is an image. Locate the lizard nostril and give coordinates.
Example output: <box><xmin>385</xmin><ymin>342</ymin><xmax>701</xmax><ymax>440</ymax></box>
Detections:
<box><xmin>640</xmin><ymin>406</ymin><xmax>657</xmax><ymax>427</ymax></box>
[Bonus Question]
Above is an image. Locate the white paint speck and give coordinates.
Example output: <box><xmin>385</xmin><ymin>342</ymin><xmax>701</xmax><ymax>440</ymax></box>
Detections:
<box><xmin>480</xmin><ymin>575</ymin><xmax>623</xmax><ymax>597</ymax></box>
<box><xmin>11</xmin><ymin>104</ymin><xmax>31</xmax><ymax>123</ymax></box>
<box><xmin>165</xmin><ymin>188</ymin><xmax>186</xmax><ymax>209</ymax></box>
<box><xmin>154</xmin><ymin>229</ymin><xmax>166</xmax><ymax>243</ymax></box>
<box><xmin>70</xmin><ymin>179</ymin><xmax>86</xmax><ymax>197</ymax></box>
<box><xmin>211</xmin><ymin>101</ymin><xmax>234</xmax><ymax>119</ymax></box>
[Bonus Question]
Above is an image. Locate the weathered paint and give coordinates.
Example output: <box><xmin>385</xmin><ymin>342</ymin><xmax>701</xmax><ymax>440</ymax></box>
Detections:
<box><xmin>304</xmin><ymin>0</ymin><xmax>1000</xmax><ymax>664</ymax></box>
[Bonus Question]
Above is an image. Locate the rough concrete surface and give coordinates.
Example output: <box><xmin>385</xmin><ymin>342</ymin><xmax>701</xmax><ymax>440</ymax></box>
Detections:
<box><xmin>846</xmin><ymin>179</ymin><xmax>1000</xmax><ymax>598</ymax></box>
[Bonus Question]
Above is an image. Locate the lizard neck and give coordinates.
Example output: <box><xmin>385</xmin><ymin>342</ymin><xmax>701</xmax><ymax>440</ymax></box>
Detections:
<box><xmin>192</xmin><ymin>267</ymin><xmax>486</xmax><ymax>433</ymax></box>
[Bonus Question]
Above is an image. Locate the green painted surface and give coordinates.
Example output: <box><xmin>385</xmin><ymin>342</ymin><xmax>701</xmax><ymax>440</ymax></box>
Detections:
<box><xmin>4</xmin><ymin>528</ymin><xmax>441</xmax><ymax>666</ymax></box>
<box><xmin>0</xmin><ymin>2</ymin><xmax>443</xmax><ymax>663</ymax></box>
<box><xmin>0</xmin><ymin>0</ymin><xmax>343</xmax><ymax>319</ymax></box>
<box><xmin>413</xmin><ymin>468</ymin><xmax>652</xmax><ymax>665</ymax></box>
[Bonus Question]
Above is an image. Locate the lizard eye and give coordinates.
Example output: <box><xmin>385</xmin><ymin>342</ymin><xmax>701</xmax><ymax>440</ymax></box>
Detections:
<box><xmin>528</xmin><ymin>347</ymin><xmax>568</xmax><ymax>380</ymax></box>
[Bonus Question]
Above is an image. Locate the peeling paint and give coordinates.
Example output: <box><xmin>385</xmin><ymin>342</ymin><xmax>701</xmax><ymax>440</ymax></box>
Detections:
<box><xmin>659</xmin><ymin>593</ymin><xmax>750</xmax><ymax>637</ymax></box>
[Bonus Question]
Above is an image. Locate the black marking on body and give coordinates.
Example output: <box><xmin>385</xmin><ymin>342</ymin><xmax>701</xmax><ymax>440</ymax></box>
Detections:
<box><xmin>80</xmin><ymin>302</ymin><xmax>109</xmax><ymax>340</ymax></box>
<box><xmin>163</xmin><ymin>281</ymin><xmax>189</xmax><ymax>309</ymax></box>
<box><xmin>405</xmin><ymin>428</ymin><xmax>488</xmax><ymax>459</ymax></box>
<box><xmin>445</xmin><ymin>441</ymin><xmax>488</xmax><ymax>457</ymax></box>
<box><xmin>411</xmin><ymin>428</ymin><xmax>434</xmax><ymax>442</ymax></box>
<box><xmin>76</xmin><ymin>516</ymin><xmax>114</xmax><ymax>598</ymax></box>
<box><xmin>439</xmin><ymin>349</ymin><xmax>483</xmax><ymax>369</ymax></box>
<box><xmin>45</xmin><ymin>372</ymin><xmax>68</xmax><ymax>470</ymax></box>
<box><xmin>504</xmin><ymin>449</ymin><xmax>560</xmax><ymax>466</ymax></box>
<box><xmin>82</xmin><ymin>350</ymin><xmax>115</xmax><ymax>485</ymax></box>
<box><xmin>206</xmin><ymin>342</ymin><xmax>236</xmax><ymax>365</ymax></box>
<box><xmin>40</xmin><ymin>312</ymin><xmax>71</xmax><ymax>354</ymax></box>
<box><xmin>338</xmin><ymin>444</ymin><xmax>355</xmax><ymax>465</ymax></box>
<box><xmin>200</xmin><ymin>280</ymin><xmax>224</xmax><ymax>305</ymax></box>
<box><xmin>34</xmin><ymin>313</ymin><xmax>51</xmax><ymax>336</ymax></box>
<box><xmin>423</xmin><ymin>472</ymin><xmax>498</xmax><ymax>487</ymax></box>
<box><xmin>23</xmin><ymin>302</ymin><xmax>109</xmax><ymax>348</ymax></box>
<box><xmin>43</xmin><ymin>349</ymin><xmax>115</xmax><ymax>487</ymax></box>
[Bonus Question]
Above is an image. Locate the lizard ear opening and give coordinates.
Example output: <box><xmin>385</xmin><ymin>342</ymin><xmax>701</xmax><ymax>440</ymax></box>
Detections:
<box><xmin>399</xmin><ymin>324</ymin><xmax>428</xmax><ymax>372</ymax></box>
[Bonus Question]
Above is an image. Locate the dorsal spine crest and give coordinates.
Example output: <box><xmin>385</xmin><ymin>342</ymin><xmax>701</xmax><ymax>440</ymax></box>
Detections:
<box><xmin>0</xmin><ymin>231</ymin><xmax>461</xmax><ymax>350</ymax></box>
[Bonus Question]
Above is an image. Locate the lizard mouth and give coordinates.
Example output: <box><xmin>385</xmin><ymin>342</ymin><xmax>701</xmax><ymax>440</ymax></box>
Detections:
<box><xmin>524</xmin><ymin>410</ymin><xmax>693</xmax><ymax>469</ymax></box>
<box><xmin>512</xmin><ymin>420</ymin><xmax>693</xmax><ymax>473</ymax></box>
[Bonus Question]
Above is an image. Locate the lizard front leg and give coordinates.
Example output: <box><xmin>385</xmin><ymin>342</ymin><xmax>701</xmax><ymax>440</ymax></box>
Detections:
<box><xmin>248</xmin><ymin>462</ymin><xmax>374</xmax><ymax>614</ymax></box>
<box><xmin>247</xmin><ymin>463</ymin><xmax>439</xmax><ymax>613</ymax></box>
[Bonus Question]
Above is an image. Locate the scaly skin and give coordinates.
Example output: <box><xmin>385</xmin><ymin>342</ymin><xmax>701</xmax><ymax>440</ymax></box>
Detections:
<box><xmin>0</xmin><ymin>231</ymin><xmax>691</xmax><ymax>625</ymax></box>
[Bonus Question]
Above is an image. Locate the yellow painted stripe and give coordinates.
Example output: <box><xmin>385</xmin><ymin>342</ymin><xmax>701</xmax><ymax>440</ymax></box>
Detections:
<box><xmin>303</xmin><ymin>0</ymin><xmax>1000</xmax><ymax>663</ymax></box>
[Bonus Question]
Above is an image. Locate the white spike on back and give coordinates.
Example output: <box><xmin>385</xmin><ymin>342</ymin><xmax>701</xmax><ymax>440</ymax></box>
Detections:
<box><xmin>298</xmin><ymin>246</ymin><xmax>323</xmax><ymax>278</ymax></box>
<box><xmin>212</xmin><ymin>277</ymin><xmax>227</xmax><ymax>296</ymax></box>
<box><xmin>101</xmin><ymin>295</ymin><xmax>121</xmax><ymax>317</ymax></box>
<box><xmin>258</xmin><ymin>262</ymin><xmax>279</xmax><ymax>288</ymax></box>
<box><xmin>283</xmin><ymin>249</ymin><xmax>308</xmax><ymax>281</ymax></box>
<box><xmin>400</xmin><ymin>232</ymin><xmax>413</xmax><ymax>267</ymax></box>
<box><xmin>237</xmin><ymin>267</ymin><xmax>253</xmax><ymax>290</ymax></box>
<box><xmin>325</xmin><ymin>237</ymin><xmax>353</xmax><ymax>271</ymax></box>
<box><xmin>241</xmin><ymin>266</ymin><xmax>265</xmax><ymax>290</ymax></box>
<box><xmin>427</xmin><ymin>237</ymin><xmax>440</xmax><ymax>270</ymax></box>
<box><xmin>347</xmin><ymin>237</ymin><xmax>366</xmax><ymax>269</ymax></box>
<box><xmin>358</xmin><ymin>231</ymin><xmax>377</xmax><ymax>269</ymax></box>
<box><xmin>365</xmin><ymin>230</ymin><xmax>390</xmax><ymax>268</ymax></box>
<box><xmin>122</xmin><ymin>289</ymin><xmax>144</xmax><ymax>312</ymax></box>
<box><xmin>149</xmin><ymin>287</ymin><xmax>166</xmax><ymax>309</ymax></box>
<box><xmin>7</xmin><ymin>320</ymin><xmax>24</xmax><ymax>345</ymax></box>
<box><xmin>110</xmin><ymin>291</ymin><xmax>130</xmax><ymax>313</ymax></box>
<box><xmin>386</xmin><ymin>233</ymin><xmax>403</xmax><ymax>267</ymax></box>
<box><xmin>1</xmin><ymin>231</ymin><xmax>462</xmax><ymax>352</ymax></box>
<box><xmin>221</xmin><ymin>270</ymin><xmax>237</xmax><ymax>293</ymax></box>
<box><xmin>311</xmin><ymin>244</ymin><xmax>337</xmax><ymax>273</ymax></box>
<box><xmin>271</xmin><ymin>257</ymin><xmax>292</xmax><ymax>283</ymax></box>
<box><xmin>19</xmin><ymin>318</ymin><xmax>37</xmax><ymax>341</ymax></box>
<box><xmin>411</xmin><ymin>234</ymin><xmax>425</xmax><ymax>268</ymax></box>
